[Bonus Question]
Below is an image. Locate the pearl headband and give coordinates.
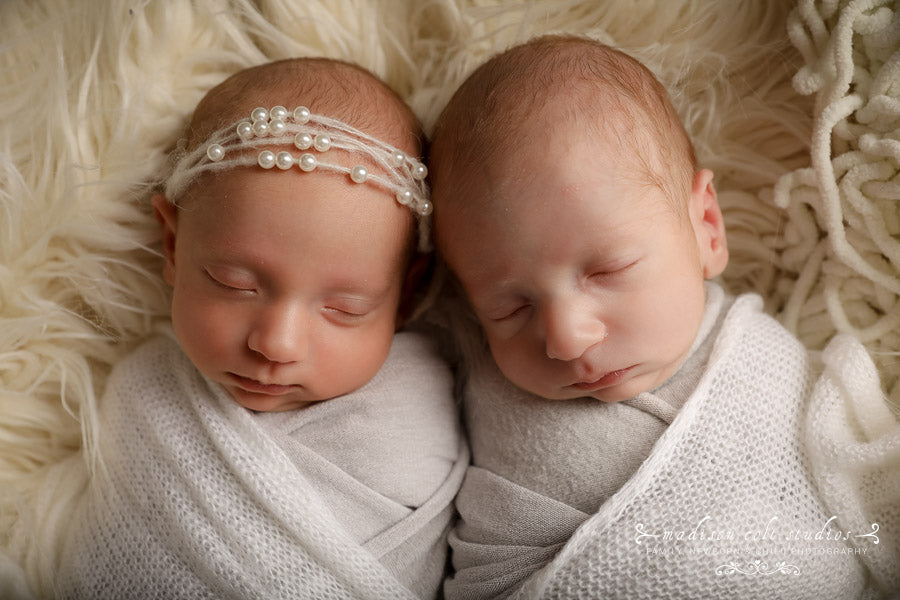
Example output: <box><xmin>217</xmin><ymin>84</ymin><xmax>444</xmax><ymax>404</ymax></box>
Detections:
<box><xmin>164</xmin><ymin>105</ymin><xmax>432</xmax><ymax>250</ymax></box>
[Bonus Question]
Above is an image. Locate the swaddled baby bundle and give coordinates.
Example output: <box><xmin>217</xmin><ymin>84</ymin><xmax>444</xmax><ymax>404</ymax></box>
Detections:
<box><xmin>447</xmin><ymin>289</ymin><xmax>899</xmax><ymax>600</ymax></box>
<box><xmin>57</xmin><ymin>330</ymin><xmax>467</xmax><ymax>600</ymax></box>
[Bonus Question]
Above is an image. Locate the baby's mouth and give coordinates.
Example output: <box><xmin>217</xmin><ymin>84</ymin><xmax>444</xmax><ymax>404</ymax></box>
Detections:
<box><xmin>570</xmin><ymin>365</ymin><xmax>636</xmax><ymax>392</ymax></box>
<box><xmin>229</xmin><ymin>373</ymin><xmax>298</xmax><ymax>395</ymax></box>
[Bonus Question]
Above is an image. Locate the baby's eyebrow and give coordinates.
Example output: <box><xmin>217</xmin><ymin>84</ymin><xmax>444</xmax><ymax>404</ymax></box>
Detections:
<box><xmin>468</xmin><ymin>284</ymin><xmax>523</xmax><ymax>310</ymax></box>
<box><xmin>198</xmin><ymin>243</ymin><xmax>267</xmax><ymax>267</ymax></box>
<box><xmin>326</xmin><ymin>289</ymin><xmax>379</xmax><ymax>303</ymax></box>
<box><xmin>325</xmin><ymin>279</ymin><xmax>393</xmax><ymax>302</ymax></box>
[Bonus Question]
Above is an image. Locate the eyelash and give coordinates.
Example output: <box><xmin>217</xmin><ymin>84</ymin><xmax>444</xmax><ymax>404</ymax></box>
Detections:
<box><xmin>205</xmin><ymin>269</ymin><xmax>255</xmax><ymax>293</ymax></box>
<box><xmin>589</xmin><ymin>260</ymin><xmax>638</xmax><ymax>280</ymax></box>
<box><xmin>322</xmin><ymin>306</ymin><xmax>371</xmax><ymax>326</ymax></box>
<box><xmin>327</xmin><ymin>305</ymin><xmax>367</xmax><ymax>316</ymax></box>
<box><xmin>490</xmin><ymin>304</ymin><xmax>531</xmax><ymax>323</ymax></box>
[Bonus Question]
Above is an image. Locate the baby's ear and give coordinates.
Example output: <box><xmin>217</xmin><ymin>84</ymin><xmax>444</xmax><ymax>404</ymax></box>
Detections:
<box><xmin>151</xmin><ymin>194</ymin><xmax>178</xmax><ymax>286</ymax></box>
<box><xmin>689</xmin><ymin>169</ymin><xmax>729</xmax><ymax>279</ymax></box>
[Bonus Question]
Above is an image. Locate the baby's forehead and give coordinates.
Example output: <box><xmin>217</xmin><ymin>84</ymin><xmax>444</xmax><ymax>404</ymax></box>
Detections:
<box><xmin>437</xmin><ymin>94</ymin><xmax>654</xmax><ymax>204</ymax></box>
<box><xmin>502</xmin><ymin>78</ymin><xmax>662</xmax><ymax>157</ymax></box>
<box><xmin>183</xmin><ymin>166</ymin><xmax>415</xmax><ymax>246</ymax></box>
<box><xmin>436</xmin><ymin>85</ymin><xmax>661</xmax><ymax>196</ymax></box>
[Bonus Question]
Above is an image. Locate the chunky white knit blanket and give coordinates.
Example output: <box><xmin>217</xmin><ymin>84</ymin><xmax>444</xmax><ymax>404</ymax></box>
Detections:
<box><xmin>448</xmin><ymin>295</ymin><xmax>900</xmax><ymax>600</ymax></box>
<box><xmin>56</xmin><ymin>331</ymin><xmax>467</xmax><ymax>600</ymax></box>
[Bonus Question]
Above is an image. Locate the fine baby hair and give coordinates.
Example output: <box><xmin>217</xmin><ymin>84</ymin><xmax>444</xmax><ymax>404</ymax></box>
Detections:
<box><xmin>431</xmin><ymin>34</ymin><xmax>698</xmax><ymax>218</ymax></box>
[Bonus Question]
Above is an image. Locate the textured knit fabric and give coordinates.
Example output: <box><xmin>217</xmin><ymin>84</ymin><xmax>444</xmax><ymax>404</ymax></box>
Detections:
<box><xmin>56</xmin><ymin>330</ymin><xmax>468</xmax><ymax>600</ymax></box>
<box><xmin>446</xmin><ymin>293</ymin><xmax>899</xmax><ymax>600</ymax></box>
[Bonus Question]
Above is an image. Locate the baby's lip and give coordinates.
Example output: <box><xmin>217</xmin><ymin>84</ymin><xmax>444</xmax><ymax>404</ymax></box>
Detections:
<box><xmin>229</xmin><ymin>373</ymin><xmax>298</xmax><ymax>395</ymax></box>
<box><xmin>569</xmin><ymin>365</ymin><xmax>636</xmax><ymax>392</ymax></box>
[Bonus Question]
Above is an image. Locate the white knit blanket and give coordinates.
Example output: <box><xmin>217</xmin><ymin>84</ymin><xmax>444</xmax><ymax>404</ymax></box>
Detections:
<box><xmin>448</xmin><ymin>295</ymin><xmax>900</xmax><ymax>600</ymax></box>
<box><xmin>56</xmin><ymin>331</ymin><xmax>468</xmax><ymax>600</ymax></box>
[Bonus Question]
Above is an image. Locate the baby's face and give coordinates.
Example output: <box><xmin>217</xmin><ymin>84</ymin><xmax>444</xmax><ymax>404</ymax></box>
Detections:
<box><xmin>438</xmin><ymin>129</ymin><xmax>727</xmax><ymax>402</ymax></box>
<box><xmin>157</xmin><ymin>165</ymin><xmax>411</xmax><ymax>411</ymax></box>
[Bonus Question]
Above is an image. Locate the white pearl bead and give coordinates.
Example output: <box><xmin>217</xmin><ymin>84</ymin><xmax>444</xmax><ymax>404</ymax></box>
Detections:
<box><xmin>412</xmin><ymin>163</ymin><xmax>428</xmax><ymax>180</ymax></box>
<box><xmin>313</xmin><ymin>134</ymin><xmax>332</xmax><ymax>152</ymax></box>
<box><xmin>350</xmin><ymin>165</ymin><xmax>368</xmax><ymax>183</ymax></box>
<box><xmin>293</xmin><ymin>106</ymin><xmax>311</xmax><ymax>123</ymax></box>
<box><xmin>417</xmin><ymin>200</ymin><xmax>433</xmax><ymax>216</ymax></box>
<box><xmin>251</xmin><ymin>119</ymin><xmax>269</xmax><ymax>136</ymax></box>
<box><xmin>251</xmin><ymin>107</ymin><xmax>268</xmax><ymax>122</ymax></box>
<box><xmin>257</xmin><ymin>150</ymin><xmax>276</xmax><ymax>169</ymax></box>
<box><xmin>391</xmin><ymin>150</ymin><xmax>406</xmax><ymax>166</ymax></box>
<box><xmin>298</xmin><ymin>153</ymin><xmax>317</xmax><ymax>172</ymax></box>
<box><xmin>396</xmin><ymin>190</ymin><xmax>413</xmax><ymax>206</ymax></box>
<box><xmin>236</xmin><ymin>121</ymin><xmax>253</xmax><ymax>140</ymax></box>
<box><xmin>294</xmin><ymin>132</ymin><xmax>312</xmax><ymax>150</ymax></box>
<box><xmin>275</xmin><ymin>151</ymin><xmax>294</xmax><ymax>170</ymax></box>
<box><xmin>206</xmin><ymin>143</ymin><xmax>225</xmax><ymax>162</ymax></box>
<box><xmin>268</xmin><ymin>118</ymin><xmax>286</xmax><ymax>135</ymax></box>
<box><xmin>270</xmin><ymin>105</ymin><xmax>288</xmax><ymax>120</ymax></box>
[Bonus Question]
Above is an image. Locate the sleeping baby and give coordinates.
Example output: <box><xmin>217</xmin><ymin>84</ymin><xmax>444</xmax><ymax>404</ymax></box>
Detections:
<box><xmin>429</xmin><ymin>34</ymin><xmax>899</xmax><ymax>600</ymax></box>
<box><xmin>57</xmin><ymin>57</ymin><xmax>467</xmax><ymax>600</ymax></box>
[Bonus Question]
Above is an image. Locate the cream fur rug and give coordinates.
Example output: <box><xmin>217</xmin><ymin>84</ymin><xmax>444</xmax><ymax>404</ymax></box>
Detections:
<box><xmin>0</xmin><ymin>0</ymin><xmax>897</xmax><ymax>597</ymax></box>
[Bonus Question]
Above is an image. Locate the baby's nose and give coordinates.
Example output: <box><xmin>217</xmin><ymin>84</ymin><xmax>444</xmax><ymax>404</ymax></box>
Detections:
<box><xmin>247</xmin><ymin>301</ymin><xmax>309</xmax><ymax>364</ymax></box>
<box><xmin>542</xmin><ymin>300</ymin><xmax>607</xmax><ymax>361</ymax></box>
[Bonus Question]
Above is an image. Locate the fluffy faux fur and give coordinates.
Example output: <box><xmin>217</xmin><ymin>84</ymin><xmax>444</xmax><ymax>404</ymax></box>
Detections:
<box><xmin>0</xmin><ymin>0</ymin><xmax>897</xmax><ymax>597</ymax></box>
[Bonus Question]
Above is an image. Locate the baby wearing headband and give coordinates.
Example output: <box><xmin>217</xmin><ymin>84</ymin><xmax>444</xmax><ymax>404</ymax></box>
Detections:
<box><xmin>58</xmin><ymin>58</ymin><xmax>467</xmax><ymax>600</ymax></box>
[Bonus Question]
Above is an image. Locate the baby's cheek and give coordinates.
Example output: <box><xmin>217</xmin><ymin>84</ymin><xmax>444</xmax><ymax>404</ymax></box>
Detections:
<box><xmin>309</xmin><ymin>327</ymin><xmax>391</xmax><ymax>398</ymax></box>
<box><xmin>172</xmin><ymin>299</ymin><xmax>237</xmax><ymax>368</ymax></box>
<box><xmin>491</xmin><ymin>342</ymin><xmax>536</xmax><ymax>389</ymax></box>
